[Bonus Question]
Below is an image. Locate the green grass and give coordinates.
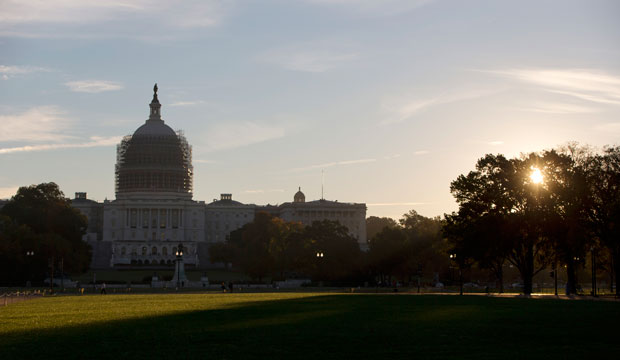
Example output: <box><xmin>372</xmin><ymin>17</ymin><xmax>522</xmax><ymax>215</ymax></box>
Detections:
<box><xmin>1</xmin><ymin>293</ymin><xmax>619</xmax><ymax>359</ymax></box>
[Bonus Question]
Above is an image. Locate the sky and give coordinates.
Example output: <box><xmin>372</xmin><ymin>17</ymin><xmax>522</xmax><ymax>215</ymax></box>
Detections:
<box><xmin>1</xmin><ymin>0</ymin><xmax>619</xmax><ymax>220</ymax></box>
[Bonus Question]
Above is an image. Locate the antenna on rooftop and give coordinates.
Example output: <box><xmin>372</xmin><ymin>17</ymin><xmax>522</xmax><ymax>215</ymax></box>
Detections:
<box><xmin>321</xmin><ymin>169</ymin><xmax>324</xmax><ymax>200</ymax></box>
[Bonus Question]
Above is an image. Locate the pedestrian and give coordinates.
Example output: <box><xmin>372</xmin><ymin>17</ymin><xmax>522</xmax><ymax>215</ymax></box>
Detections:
<box><xmin>101</xmin><ymin>282</ymin><xmax>107</xmax><ymax>295</ymax></box>
<box><xmin>221</xmin><ymin>282</ymin><xmax>227</xmax><ymax>292</ymax></box>
<box><xmin>229</xmin><ymin>281</ymin><xmax>234</xmax><ymax>293</ymax></box>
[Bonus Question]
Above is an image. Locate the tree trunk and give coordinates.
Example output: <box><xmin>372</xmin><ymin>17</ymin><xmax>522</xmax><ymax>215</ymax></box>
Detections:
<box><xmin>523</xmin><ymin>245</ymin><xmax>534</xmax><ymax>296</ymax></box>
<box><xmin>610</xmin><ymin>254</ymin><xmax>615</xmax><ymax>293</ymax></box>
<box><xmin>614</xmin><ymin>248</ymin><xmax>620</xmax><ymax>298</ymax></box>
<box><xmin>498</xmin><ymin>266</ymin><xmax>504</xmax><ymax>294</ymax></box>
<box><xmin>566</xmin><ymin>260</ymin><xmax>577</xmax><ymax>295</ymax></box>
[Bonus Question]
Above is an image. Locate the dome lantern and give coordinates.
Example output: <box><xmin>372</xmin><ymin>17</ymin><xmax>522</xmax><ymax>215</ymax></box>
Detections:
<box><xmin>149</xmin><ymin>83</ymin><xmax>162</xmax><ymax>121</ymax></box>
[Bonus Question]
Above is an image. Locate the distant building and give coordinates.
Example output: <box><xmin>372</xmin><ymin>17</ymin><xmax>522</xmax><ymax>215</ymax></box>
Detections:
<box><xmin>276</xmin><ymin>189</ymin><xmax>367</xmax><ymax>250</ymax></box>
<box><xmin>73</xmin><ymin>85</ymin><xmax>367</xmax><ymax>269</ymax></box>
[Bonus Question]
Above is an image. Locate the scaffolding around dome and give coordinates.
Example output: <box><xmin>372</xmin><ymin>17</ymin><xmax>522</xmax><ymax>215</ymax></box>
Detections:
<box><xmin>115</xmin><ymin>131</ymin><xmax>193</xmax><ymax>197</ymax></box>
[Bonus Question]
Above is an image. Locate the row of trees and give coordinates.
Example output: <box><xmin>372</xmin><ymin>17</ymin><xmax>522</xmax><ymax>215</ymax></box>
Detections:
<box><xmin>209</xmin><ymin>210</ymin><xmax>449</xmax><ymax>286</ymax></box>
<box><xmin>366</xmin><ymin>211</ymin><xmax>446</xmax><ymax>286</ymax></box>
<box><xmin>0</xmin><ymin>183</ymin><xmax>91</xmax><ymax>285</ymax></box>
<box><xmin>444</xmin><ymin>144</ymin><xmax>620</xmax><ymax>296</ymax></box>
<box><xmin>208</xmin><ymin>212</ymin><xmax>363</xmax><ymax>283</ymax></box>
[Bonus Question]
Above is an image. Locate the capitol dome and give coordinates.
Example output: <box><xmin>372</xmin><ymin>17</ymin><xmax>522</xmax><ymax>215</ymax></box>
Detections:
<box><xmin>115</xmin><ymin>84</ymin><xmax>193</xmax><ymax>199</ymax></box>
<box><xmin>293</xmin><ymin>187</ymin><xmax>305</xmax><ymax>203</ymax></box>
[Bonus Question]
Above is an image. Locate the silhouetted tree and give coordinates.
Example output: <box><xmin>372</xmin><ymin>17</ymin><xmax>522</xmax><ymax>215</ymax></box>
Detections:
<box><xmin>449</xmin><ymin>154</ymin><xmax>553</xmax><ymax>295</ymax></box>
<box><xmin>302</xmin><ymin>220</ymin><xmax>362</xmax><ymax>282</ymax></box>
<box><xmin>400</xmin><ymin>210</ymin><xmax>447</xmax><ymax>283</ymax></box>
<box><xmin>368</xmin><ymin>226</ymin><xmax>408</xmax><ymax>284</ymax></box>
<box><xmin>226</xmin><ymin>212</ymin><xmax>277</xmax><ymax>282</ymax></box>
<box><xmin>588</xmin><ymin>146</ymin><xmax>620</xmax><ymax>296</ymax></box>
<box><xmin>366</xmin><ymin>216</ymin><xmax>399</xmax><ymax>243</ymax></box>
<box><xmin>541</xmin><ymin>149</ymin><xmax>592</xmax><ymax>294</ymax></box>
<box><xmin>0</xmin><ymin>183</ymin><xmax>91</xmax><ymax>284</ymax></box>
<box><xmin>208</xmin><ymin>242</ymin><xmax>235</xmax><ymax>269</ymax></box>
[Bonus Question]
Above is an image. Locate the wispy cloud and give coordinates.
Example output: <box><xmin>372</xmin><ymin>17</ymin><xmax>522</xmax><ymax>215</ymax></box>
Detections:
<box><xmin>305</xmin><ymin>0</ymin><xmax>434</xmax><ymax>17</ymax></box>
<box><xmin>203</xmin><ymin>122</ymin><xmax>286</xmax><ymax>151</ymax></box>
<box><xmin>260</xmin><ymin>49</ymin><xmax>358</xmax><ymax>73</ymax></box>
<box><xmin>488</xmin><ymin>141</ymin><xmax>504</xmax><ymax>146</ymax></box>
<box><xmin>169</xmin><ymin>100</ymin><xmax>206</xmax><ymax>107</ymax></box>
<box><xmin>0</xmin><ymin>136</ymin><xmax>122</xmax><ymax>155</ymax></box>
<box><xmin>65</xmin><ymin>80</ymin><xmax>123</xmax><ymax>93</ymax></box>
<box><xmin>291</xmin><ymin>158</ymin><xmax>376</xmax><ymax>172</ymax></box>
<box><xmin>194</xmin><ymin>159</ymin><xmax>217</xmax><ymax>164</ymax></box>
<box><xmin>488</xmin><ymin>68</ymin><xmax>620</xmax><ymax>106</ymax></box>
<box><xmin>0</xmin><ymin>0</ymin><xmax>231</xmax><ymax>39</ymax></box>
<box><xmin>0</xmin><ymin>106</ymin><xmax>72</xmax><ymax>142</ymax></box>
<box><xmin>414</xmin><ymin>150</ymin><xmax>429</xmax><ymax>155</ymax></box>
<box><xmin>518</xmin><ymin>102</ymin><xmax>599</xmax><ymax>114</ymax></box>
<box><xmin>381</xmin><ymin>89</ymin><xmax>496</xmax><ymax>125</ymax></box>
<box><xmin>0</xmin><ymin>186</ymin><xmax>19</xmax><ymax>199</ymax></box>
<box><xmin>0</xmin><ymin>64</ymin><xmax>49</xmax><ymax>80</ymax></box>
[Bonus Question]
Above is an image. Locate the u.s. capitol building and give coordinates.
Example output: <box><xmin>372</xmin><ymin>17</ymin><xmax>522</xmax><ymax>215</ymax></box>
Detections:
<box><xmin>73</xmin><ymin>85</ymin><xmax>367</xmax><ymax>270</ymax></box>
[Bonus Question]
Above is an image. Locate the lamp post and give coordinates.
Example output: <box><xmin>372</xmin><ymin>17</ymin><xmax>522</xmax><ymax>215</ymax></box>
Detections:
<box><xmin>573</xmin><ymin>256</ymin><xmax>580</xmax><ymax>294</ymax></box>
<box><xmin>175</xmin><ymin>244</ymin><xmax>184</xmax><ymax>289</ymax></box>
<box><xmin>450</xmin><ymin>253</ymin><xmax>462</xmax><ymax>296</ymax></box>
<box><xmin>591</xmin><ymin>246</ymin><xmax>597</xmax><ymax>297</ymax></box>
<box><xmin>48</xmin><ymin>256</ymin><xmax>55</xmax><ymax>294</ymax></box>
<box><xmin>554</xmin><ymin>262</ymin><xmax>558</xmax><ymax>296</ymax></box>
<box><xmin>26</xmin><ymin>251</ymin><xmax>34</xmax><ymax>287</ymax></box>
<box><xmin>316</xmin><ymin>252</ymin><xmax>324</xmax><ymax>286</ymax></box>
<box><xmin>417</xmin><ymin>264</ymin><xmax>422</xmax><ymax>294</ymax></box>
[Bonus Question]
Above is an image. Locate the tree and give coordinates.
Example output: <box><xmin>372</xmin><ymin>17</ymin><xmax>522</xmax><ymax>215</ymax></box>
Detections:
<box><xmin>400</xmin><ymin>210</ymin><xmax>447</xmax><ymax>283</ymax></box>
<box><xmin>302</xmin><ymin>220</ymin><xmax>362</xmax><ymax>282</ymax></box>
<box><xmin>444</xmin><ymin>211</ymin><xmax>510</xmax><ymax>292</ymax></box>
<box><xmin>367</xmin><ymin>226</ymin><xmax>408</xmax><ymax>284</ymax></box>
<box><xmin>226</xmin><ymin>212</ymin><xmax>277</xmax><ymax>282</ymax></box>
<box><xmin>540</xmin><ymin>149</ymin><xmax>591</xmax><ymax>294</ymax></box>
<box><xmin>366</xmin><ymin>216</ymin><xmax>399</xmax><ymax>242</ymax></box>
<box><xmin>208</xmin><ymin>242</ymin><xmax>235</xmax><ymax>269</ymax></box>
<box><xmin>0</xmin><ymin>183</ymin><xmax>91</xmax><ymax>284</ymax></box>
<box><xmin>588</xmin><ymin>146</ymin><xmax>620</xmax><ymax>296</ymax></box>
<box><xmin>448</xmin><ymin>154</ymin><xmax>553</xmax><ymax>295</ymax></box>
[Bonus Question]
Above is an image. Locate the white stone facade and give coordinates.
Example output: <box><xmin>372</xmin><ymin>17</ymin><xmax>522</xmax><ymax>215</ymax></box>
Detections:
<box><xmin>105</xmin><ymin>198</ymin><xmax>205</xmax><ymax>267</ymax></box>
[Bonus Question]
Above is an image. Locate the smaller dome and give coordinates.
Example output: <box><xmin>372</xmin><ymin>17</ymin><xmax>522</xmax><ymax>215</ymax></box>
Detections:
<box><xmin>294</xmin><ymin>187</ymin><xmax>305</xmax><ymax>203</ymax></box>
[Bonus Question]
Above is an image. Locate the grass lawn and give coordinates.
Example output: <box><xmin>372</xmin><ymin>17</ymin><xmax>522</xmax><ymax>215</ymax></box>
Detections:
<box><xmin>1</xmin><ymin>293</ymin><xmax>619</xmax><ymax>359</ymax></box>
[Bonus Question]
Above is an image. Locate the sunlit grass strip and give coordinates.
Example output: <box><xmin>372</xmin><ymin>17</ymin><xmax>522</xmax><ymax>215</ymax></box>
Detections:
<box><xmin>0</xmin><ymin>292</ymin><xmax>324</xmax><ymax>334</ymax></box>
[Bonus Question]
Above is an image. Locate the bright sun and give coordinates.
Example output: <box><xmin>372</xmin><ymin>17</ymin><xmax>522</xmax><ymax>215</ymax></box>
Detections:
<box><xmin>530</xmin><ymin>167</ymin><xmax>544</xmax><ymax>184</ymax></box>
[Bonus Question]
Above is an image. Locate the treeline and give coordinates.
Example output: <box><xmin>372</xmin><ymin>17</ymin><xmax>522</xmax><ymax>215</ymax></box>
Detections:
<box><xmin>215</xmin><ymin>144</ymin><xmax>620</xmax><ymax>296</ymax></box>
<box><xmin>0</xmin><ymin>183</ymin><xmax>91</xmax><ymax>285</ymax></box>
<box><xmin>445</xmin><ymin>144</ymin><xmax>620</xmax><ymax>296</ymax></box>
<box><xmin>209</xmin><ymin>210</ymin><xmax>447</xmax><ymax>286</ymax></box>
<box><xmin>208</xmin><ymin>212</ymin><xmax>364</xmax><ymax>283</ymax></box>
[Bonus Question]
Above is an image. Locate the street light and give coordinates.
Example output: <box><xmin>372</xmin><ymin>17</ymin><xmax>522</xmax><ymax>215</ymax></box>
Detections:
<box><xmin>175</xmin><ymin>244</ymin><xmax>184</xmax><ymax>289</ymax></box>
<box><xmin>591</xmin><ymin>246</ymin><xmax>597</xmax><ymax>297</ymax></box>
<box><xmin>316</xmin><ymin>252</ymin><xmax>324</xmax><ymax>286</ymax></box>
<box><xmin>26</xmin><ymin>251</ymin><xmax>34</xmax><ymax>287</ymax></box>
<box><xmin>449</xmin><ymin>253</ymin><xmax>463</xmax><ymax>296</ymax></box>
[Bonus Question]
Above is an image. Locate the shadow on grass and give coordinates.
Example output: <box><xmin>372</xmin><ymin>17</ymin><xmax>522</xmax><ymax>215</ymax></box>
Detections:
<box><xmin>1</xmin><ymin>295</ymin><xmax>619</xmax><ymax>359</ymax></box>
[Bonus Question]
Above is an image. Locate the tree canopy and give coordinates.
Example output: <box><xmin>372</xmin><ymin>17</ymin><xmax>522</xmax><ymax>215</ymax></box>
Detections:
<box><xmin>0</xmin><ymin>183</ymin><xmax>91</xmax><ymax>285</ymax></box>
